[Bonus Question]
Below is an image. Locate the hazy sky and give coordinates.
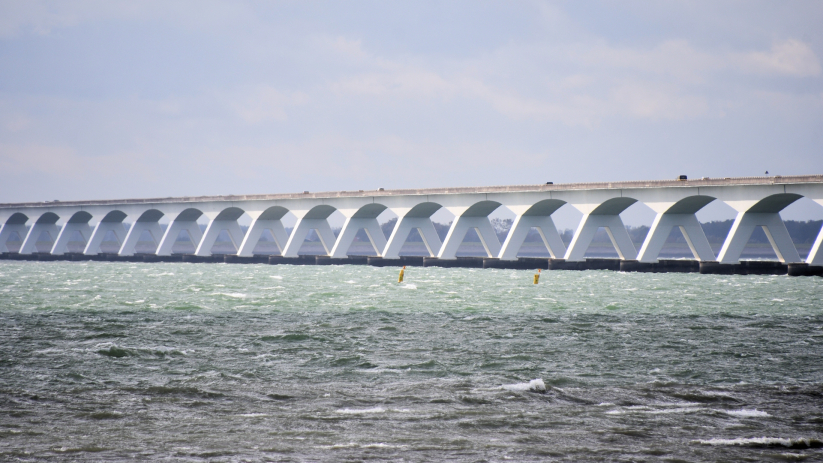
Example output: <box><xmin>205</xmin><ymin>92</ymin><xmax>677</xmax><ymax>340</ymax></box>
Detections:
<box><xmin>1</xmin><ymin>1</ymin><xmax>822</xmax><ymax>226</ymax></box>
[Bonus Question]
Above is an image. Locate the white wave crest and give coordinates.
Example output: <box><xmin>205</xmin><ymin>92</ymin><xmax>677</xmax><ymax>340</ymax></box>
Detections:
<box><xmin>695</xmin><ymin>437</ymin><xmax>817</xmax><ymax>447</ymax></box>
<box><xmin>725</xmin><ymin>409</ymin><xmax>771</xmax><ymax>418</ymax></box>
<box><xmin>502</xmin><ymin>378</ymin><xmax>546</xmax><ymax>392</ymax></box>
<box><xmin>335</xmin><ymin>407</ymin><xmax>386</xmax><ymax>414</ymax></box>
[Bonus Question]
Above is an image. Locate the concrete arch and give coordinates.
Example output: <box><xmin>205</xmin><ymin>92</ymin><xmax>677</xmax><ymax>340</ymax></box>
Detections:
<box><xmin>523</xmin><ymin>199</ymin><xmax>566</xmax><ymax>217</ymax></box>
<box><xmin>747</xmin><ymin>193</ymin><xmax>803</xmax><ymax>213</ymax></box>
<box><xmin>638</xmin><ymin>195</ymin><xmax>718</xmax><ymax>263</ymax></box>
<box><xmin>214</xmin><ymin>207</ymin><xmax>245</xmax><ymax>221</ymax></box>
<box><xmin>565</xmin><ymin>197</ymin><xmax>640</xmax><ymax>261</ymax></box>
<box><xmin>282</xmin><ymin>205</ymin><xmax>339</xmax><ymax>257</ymax></box>
<box><xmin>135</xmin><ymin>209</ymin><xmax>164</xmax><ymax>222</ymax></box>
<box><xmin>499</xmin><ymin>199</ymin><xmax>567</xmax><ymax>260</ymax></box>
<box><xmin>330</xmin><ymin>203</ymin><xmax>391</xmax><ymax>258</ymax></box>
<box><xmin>120</xmin><ymin>209</ymin><xmax>165</xmax><ymax>256</ymax></box>
<box><xmin>83</xmin><ymin>210</ymin><xmax>130</xmax><ymax>255</ymax></box>
<box><xmin>53</xmin><ymin>211</ymin><xmax>96</xmax><ymax>254</ymax></box>
<box><xmin>34</xmin><ymin>212</ymin><xmax>60</xmax><ymax>224</ymax></box>
<box><xmin>718</xmin><ymin>193</ymin><xmax>805</xmax><ymax>264</ymax></box>
<box><xmin>590</xmin><ymin>197</ymin><xmax>638</xmax><ymax>215</ymax></box>
<box><xmin>67</xmin><ymin>211</ymin><xmax>93</xmax><ymax>223</ymax></box>
<box><xmin>405</xmin><ymin>202</ymin><xmax>443</xmax><ymax>218</ymax></box>
<box><xmin>662</xmin><ymin>195</ymin><xmax>716</xmax><ymax>214</ymax></box>
<box><xmin>259</xmin><ymin>206</ymin><xmax>289</xmax><ymax>221</ymax></box>
<box><xmin>304</xmin><ymin>205</ymin><xmax>337</xmax><ymax>220</ymax></box>
<box><xmin>437</xmin><ymin>200</ymin><xmax>504</xmax><ymax>259</ymax></box>
<box><xmin>462</xmin><ymin>200</ymin><xmax>502</xmax><ymax>217</ymax></box>
<box><xmin>0</xmin><ymin>213</ymin><xmax>30</xmax><ymax>252</ymax></box>
<box><xmin>173</xmin><ymin>208</ymin><xmax>204</xmax><ymax>222</ymax></box>
<box><xmin>237</xmin><ymin>206</ymin><xmax>291</xmax><ymax>256</ymax></box>
<box><xmin>5</xmin><ymin>212</ymin><xmax>29</xmax><ymax>225</ymax></box>
<box><xmin>100</xmin><ymin>210</ymin><xmax>128</xmax><ymax>223</ymax></box>
<box><xmin>352</xmin><ymin>203</ymin><xmax>388</xmax><ymax>219</ymax></box>
<box><xmin>195</xmin><ymin>206</ymin><xmax>248</xmax><ymax>256</ymax></box>
<box><xmin>19</xmin><ymin>212</ymin><xmax>61</xmax><ymax>254</ymax></box>
<box><xmin>156</xmin><ymin>208</ymin><xmax>205</xmax><ymax>256</ymax></box>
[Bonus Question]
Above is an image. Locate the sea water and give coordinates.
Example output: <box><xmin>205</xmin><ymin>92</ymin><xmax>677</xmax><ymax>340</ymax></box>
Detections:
<box><xmin>1</xmin><ymin>261</ymin><xmax>822</xmax><ymax>461</ymax></box>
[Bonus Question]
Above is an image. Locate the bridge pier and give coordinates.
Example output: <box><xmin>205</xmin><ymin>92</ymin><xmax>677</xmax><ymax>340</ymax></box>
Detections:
<box><xmin>498</xmin><ymin>214</ymin><xmax>566</xmax><ymax>260</ymax></box>
<box><xmin>717</xmin><ymin>212</ymin><xmax>801</xmax><ymax>264</ymax></box>
<box><xmin>195</xmin><ymin>219</ymin><xmax>244</xmax><ymax>256</ymax></box>
<box><xmin>330</xmin><ymin>217</ymin><xmax>386</xmax><ymax>258</ymax></box>
<box><xmin>156</xmin><ymin>220</ymin><xmax>203</xmax><ymax>256</ymax></box>
<box><xmin>0</xmin><ymin>223</ymin><xmax>27</xmax><ymax>253</ymax></box>
<box><xmin>19</xmin><ymin>215</ymin><xmax>60</xmax><ymax>255</ymax></box>
<box><xmin>282</xmin><ymin>217</ymin><xmax>336</xmax><ymax>258</ymax></box>
<box><xmin>437</xmin><ymin>215</ymin><xmax>501</xmax><ymax>260</ymax></box>
<box><xmin>637</xmin><ymin>213</ymin><xmax>715</xmax><ymax>262</ymax></box>
<box><xmin>237</xmin><ymin>219</ymin><xmax>288</xmax><ymax>257</ymax></box>
<box><xmin>120</xmin><ymin>221</ymin><xmax>163</xmax><ymax>256</ymax></box>
<box><xmin>382</xmin><ymin>216</ymin><xmax>442</xmax><ymax>258</ymax></box>
<box><xmin>565</xmin><ymin>213</ymin><xmax>636</xmax><ymax>262</ymax></box>
<box><xmin>84</xmin><ymin>221</ymin><xmax>127</xmax><ymax>255</ymax></box>
<box><xmin>51</xmin><ymin>222</ymin><xmax>92</xmax><ymax>255</ymax></box>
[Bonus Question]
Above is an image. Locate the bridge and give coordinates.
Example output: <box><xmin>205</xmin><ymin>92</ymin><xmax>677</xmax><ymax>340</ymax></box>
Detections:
<box><xmin>1</xmin><ymin>175</ymin><xmax>822</xmax><ymax>269</ymax></box>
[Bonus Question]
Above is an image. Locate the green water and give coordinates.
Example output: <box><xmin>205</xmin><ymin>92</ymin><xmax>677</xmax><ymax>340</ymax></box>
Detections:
<box><xmin>1</xmin><ymin>261</ymin><xmax>822</xmax><ymax>461</ymax></box>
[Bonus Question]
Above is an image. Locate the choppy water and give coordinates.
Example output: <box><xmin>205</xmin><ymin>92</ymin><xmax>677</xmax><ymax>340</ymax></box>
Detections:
<box><xmin>1</xmin><ymin>261</ymin><xmax>822</xmax><ymax>462</ymax></box>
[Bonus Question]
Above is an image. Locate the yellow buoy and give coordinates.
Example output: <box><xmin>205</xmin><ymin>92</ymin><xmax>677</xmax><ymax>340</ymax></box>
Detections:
<box><xmin>533</xmin><ymin>268</ymin><xmax>541</xmax><ymax>284</ymax></box>
<box><xmin>398</xmin><ymin>266</ymin><xmax>406</xmax><ymax>283</ymax></box>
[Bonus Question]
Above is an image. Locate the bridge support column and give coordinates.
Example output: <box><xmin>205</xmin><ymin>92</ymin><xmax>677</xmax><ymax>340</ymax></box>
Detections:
<box><xmin>498</xmin><ymin>215</ymin><xmax>566</xmax><ymax>260</ymax></box>
<box><xmin>717</xmin><ymin>212</ymin><xmax>801</xmax><ymax>264</ymax></box>
<box><xmin>156</xmin><ymin>220</ymin><xmax>203</xmax><ymax>256</ymax></box>
<box><xmin>120</xmin><ymin>221</ymin><xmax>164</xmax><ymax>255</ymax></box>
<box><xmin>565</xmin><ymin>214</ymin><xmax>636</xmax><ymax>262</ymax></box>
<box><xmin>0</xmin><ymin>224</ymin><xmax>28</xmax><ymax>252</ymax></box>
<box><xmin>330</xmin><ymin>217</ymin><xmax>387</xmax><ymax>258</ymax></box>
<box><xmin>637</xmin><ymin>213</ymin><xmax>715</xmax><ymax>262</ymax></box>
<box><xmin>84</xmin><ymin>222</ymin><xmax>127</xmax><ymax>255</ymax></box>
<box><xmin>20</xmin><ymin>223</ymin><xmax>61</xmax><ymax>254</ymax></box>
<box><xmin>807</xmin><ymin>224</ymin><xmax>823</xmax><ymax>266</ymax></box>
<box><xmin>51</xmin><ymin>222</ymin><xmax>92</xmax><ymax>255</ymax></box>
<box><xmin>382</xmin><ymin>217</ymin><xmax>442</xmax><ymax>258</ymax></box>
<box><xmin>237</xmin><ymin>219</ymin><xmax>289</xmax><ymax>257</ymax></box>
<box><xmin>195</xmin><ymin>219</ymin><xmax>245</xmax><ymax>256</ymax></box>
<box><xmin>437</xmin><ymin>216</ymin><xmax>501</xmax><ymax>260</ymax></box>
<box><xmin>281</xmin><ymin>218</ymin><xmax>336</xmax><ymax>258</ymax></box>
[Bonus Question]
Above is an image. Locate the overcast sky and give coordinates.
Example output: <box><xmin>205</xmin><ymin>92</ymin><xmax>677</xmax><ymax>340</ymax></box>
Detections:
<box><xmin>1</xmin><ymin>1</ymin><xmax>821</xmax><ymax>225</ymax></box>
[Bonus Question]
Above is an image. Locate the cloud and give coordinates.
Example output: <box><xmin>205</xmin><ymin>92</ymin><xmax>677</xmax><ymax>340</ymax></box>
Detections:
<box><xmin>739</xmin><ymin>39</ymin><xmax>822</xmax><ymax>77</ymax></box>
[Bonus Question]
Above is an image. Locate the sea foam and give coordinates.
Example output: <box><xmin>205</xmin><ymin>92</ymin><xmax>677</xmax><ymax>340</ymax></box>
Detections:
<box><xmin>502</xmin><ymin>378</ymin><xmax>547</xmax><ymax>393</ymax></box>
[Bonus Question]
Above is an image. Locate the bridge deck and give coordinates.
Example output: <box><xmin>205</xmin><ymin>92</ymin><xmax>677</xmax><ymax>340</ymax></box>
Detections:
<box><xmin>2</xmin><ymin>175</ymin><xmax>822</xmax><ymax>209</ymax></box>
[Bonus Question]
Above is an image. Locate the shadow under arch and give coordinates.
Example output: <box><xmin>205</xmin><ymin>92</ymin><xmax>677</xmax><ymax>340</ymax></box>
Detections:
<box><xmin>404</xmin><ymin>202</ymin><xmax>443</xmax><ymax>218</ymax></box>
<box><xmin>523</xmin><ymin>199</ymin><xmax>566</xmax><ymax>216</ymax></box>
<box><xmin>34</xmin><ymin>212</ymin><xmax>60</xmax><ymax>224</ymax></box>
<box><xmin>100</xmin><ymin>210</ymin><xmax>128</xmax><ymax>223</ymax></box>
<box><xmin>173</xmin><ymin>208</ymin><xmax>204</xmax><ymax>222</ymax></box>
<box><xmin>214</xmin><ymin>207</ymin><xmax>246</xmax><ymax>221</ymax></box>
<box><xmin>590</xmin><ymin>197</ymin><xmax>638</xmax><ymax>215</ymax></box>
<box><xmin>304</xmin><ymin>205</ymin><xmax>337</xmax><ymax>220</ymax></box>
<box><xmin>135</xmin><ymin>209</ymin><xmax>164</xmax><ymax>222</ymax></box>
<box><xmin>663</xmin><ymin>195</ymin><xmax>716</xmax><ymax>215</ymax></box>
<box><xmin>747</xmin><ymin>193</ymin><xmax>803</xmax><ymax>213</ymax></box>
<box><xmin>259</xmin><ymin>206</ymin><xmax>290</xmax><ymax>221</ymax></box>
<box><xmin>352</xmin><ymin>203</ymin><xmax>388</xmax><ymax>219</ymax></box>
<box><xmin>66</xmin><ymin>211</ymin><xmax>93</xmax><ymax>224</ymax></box>
<box><xmin>5</xmin><ymin>212</ymin><xmax>29</xmax><ymax>225</ymax></box>
<box><xmin>462</xmin><ymin>200</ymin><xmax>502</xmax><ymax>217</ymax></box>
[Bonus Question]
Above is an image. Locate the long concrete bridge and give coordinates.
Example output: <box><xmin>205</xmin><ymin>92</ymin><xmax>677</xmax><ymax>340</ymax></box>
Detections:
<box><xmin>1</xmin><ymin>175</ymin><xmax>822</xmax><ymax>268</ymax></box>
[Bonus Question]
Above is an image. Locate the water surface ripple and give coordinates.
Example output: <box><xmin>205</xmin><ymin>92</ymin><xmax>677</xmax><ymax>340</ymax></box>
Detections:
<box><xmin>1</xmin><ymin>262</ymin><xmax>822</xmax><ymax>461</ymax></box>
